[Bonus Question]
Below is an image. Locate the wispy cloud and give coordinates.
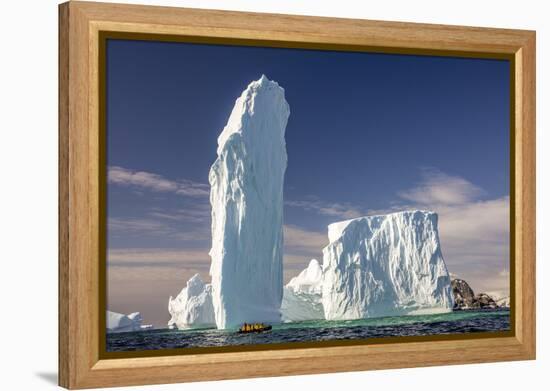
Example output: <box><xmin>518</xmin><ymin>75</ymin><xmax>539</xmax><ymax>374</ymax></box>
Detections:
<box><xmin>398</xmin><ymin>168</ymin><xmax>485</xmax><ymax>206</ymax></box>
<box><xmin>108</xmin><ymin>217</ymin><xmax>171</xmax><ymax>234</ymax></box>
<box><xmin>284</xmin><ymin>224</ymin><xmax>328</xmax><ymax>256</ymax></box>
<box><xmin>484</xmin><ymin>269</ymin><xmax>511</xmax><ymax>299</ymax></box>
<box><xmin>108</xmin><ymin>166</ymin><xmax>209</xmax><ymax>197</ymax></box>
<box><xmin>108</xmin><ymin>223</ymin><xmax>326</xmax><ymax>284</ymax></box>
<box><xmin>394</xmin><ymin>168</ymin><xmax>509</xmax><ymax>295</ymax></box>
<box><xmin>108</xmin><ymin>215</ymin><xmax>210</xmax><ymax>242</ymax></box>
<box><xmin>285</xmin><ymin>197</ymin><xmax>363</xmax><ymax>219</ymax></box>
<box><xmin>108</xmin><ymin>247</ymin><xmax>210</xmax><ymax>265</ymax></box>
<box><xmin>149</xmin><ymin>205</ymin><xmax>211</xmax><ymax>224</ymax></box>
<box><xmin>283</xmin><ymin>224</ymin><xmax>328</xmax><ymax>278</ymax></box>
<box><xmin>434</xmin><ymin>197</ymin><xmax>509</xmax><ymax>294</ymax></box>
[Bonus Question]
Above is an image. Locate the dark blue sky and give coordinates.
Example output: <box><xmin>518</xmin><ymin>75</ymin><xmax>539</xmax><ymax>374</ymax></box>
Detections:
<box><xmin>107</xmin><ymin>39</ymin><xmax>509</xmax><ymax>236</ymax></box>
<box><xmin>106</xmin><ymin>39</ymin><xmax>510</xmax><ymax>324</ymax></box>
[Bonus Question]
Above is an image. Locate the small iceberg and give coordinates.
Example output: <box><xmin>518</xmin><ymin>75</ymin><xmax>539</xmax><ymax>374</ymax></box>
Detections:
<box><xmin>106</xmin><ymin>311</ymin><xmax>144</xmax><ymax>333</ymax></box>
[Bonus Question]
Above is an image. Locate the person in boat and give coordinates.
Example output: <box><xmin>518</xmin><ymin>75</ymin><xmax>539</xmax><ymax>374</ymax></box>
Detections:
<box><xmin>240</xmin><ymin>322</ymin><xmax>271</xmax><ymax>332</ymax></box>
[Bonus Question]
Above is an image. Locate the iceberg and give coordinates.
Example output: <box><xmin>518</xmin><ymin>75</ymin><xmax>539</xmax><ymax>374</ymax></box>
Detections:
<box><xmin>209</xmin><ymin>75</ymin><xmax>290</xmax><ymax>329</ymax></box>
<box><xmin>281</xmin><ymin>259</ymin><xmax>325</xmax><ymax>322</ymax></box>
<box><xmin>286</xmin><ymin>259</ymin><xmax>323</xmax><ymax>294</ymax></box>
<box><xmin>106</xmin><ymin>311</ymin><xmax>143</xmax><ymax>333</ymax></box>
<box><xmin>322</xmin><ymin>211</ymin><xmax>454</xmax><ymax>320</ymax></box>
<box><xmin>168</xmin><ymin>274</ymin><xmax>216</xmax><ymax>329</ymax></box>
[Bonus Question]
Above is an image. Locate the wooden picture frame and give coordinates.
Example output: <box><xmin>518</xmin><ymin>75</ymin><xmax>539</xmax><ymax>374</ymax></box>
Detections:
<box><xmin>59</xmin><ymin>1</ymin><xmax>536</xmax><ymax>388</ymax></box>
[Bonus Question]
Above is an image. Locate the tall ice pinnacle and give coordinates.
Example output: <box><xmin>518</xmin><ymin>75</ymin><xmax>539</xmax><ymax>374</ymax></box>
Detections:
<box><xmin>209</xmin><ymin>75</ymin><xmax>290</xmax><ymax>329</ymax></box>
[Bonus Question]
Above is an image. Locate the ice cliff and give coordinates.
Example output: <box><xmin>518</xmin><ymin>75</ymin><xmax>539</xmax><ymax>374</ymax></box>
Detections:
<box><xmin>168</xmin><ymin>274</ymin><xmax>216</xmax><ymax>329</ymax></box>
<box><xmin>209</xmin><ymin>75</ymin><xmax>290</xmax><ymax>329</ymax></box>
<box><xmin>322</xmin><ymin>211</ymin><xmax>454</xmax><ymax>320</ymax></box>
<box><xmin>106</xmin><ymin>311</ymin><xmax>143</xmax><ymax>333</ymax></box>
<box><xmin>281</xmin><ymin>259</ymin><xmax>325</xmax><ymax>322</ymax></box>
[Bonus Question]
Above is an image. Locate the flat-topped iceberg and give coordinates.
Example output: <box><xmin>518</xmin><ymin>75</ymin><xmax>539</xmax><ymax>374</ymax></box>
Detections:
<box><xmin>106</xmin><ymin>311</ymin><xmax>143</xmax><ymax>333</ymax></box>
<box><xmin>281</xmin><ymin>259</ymin><xmax>325</xmax><ymax>322</ymax></box>
<box><xmin>322</xmin><ymin>211</ymin><xmax>454</xmax><ymax>320</ymax></box>
<box><xmin>209</xmin><ymin>75</ymin><xmax>290</xmax><ymax>329</ymax></box>
<box><xmin>168</xmin><ymin>274</ymin><xmax>216</xmax><ymax>330</ymax></box>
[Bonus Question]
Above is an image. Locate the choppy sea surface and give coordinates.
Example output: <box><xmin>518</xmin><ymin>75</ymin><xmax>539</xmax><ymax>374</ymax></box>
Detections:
<box><xmin>106</xmin><ymin>309</ymin><xmax>510</xmax><ymax>352</ymax></box>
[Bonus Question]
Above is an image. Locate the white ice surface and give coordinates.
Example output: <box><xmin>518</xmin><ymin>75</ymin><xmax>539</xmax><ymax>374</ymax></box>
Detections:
<box><xmin>209</xmin><ymin>75</ymin><xmax>290</xmax><ymax>329</ymax></box>
<box><xmin>322</xmin><ymin>211</ymin><xmax>454</xmax><ymax>320</ymax></box>
<box><xmin>106</xmin><ymin>311</ymin><xmax>143</xmax><ymax>333</ymax></box>
<box><xmin>168</xmin><ymin>274</ymin><xmax>216</xmax><ymax>329</ymax></box>
<box><xmin>281</xmin><ymin>259</ymin><xmax>325</xmax><ymax>322</ymax></box>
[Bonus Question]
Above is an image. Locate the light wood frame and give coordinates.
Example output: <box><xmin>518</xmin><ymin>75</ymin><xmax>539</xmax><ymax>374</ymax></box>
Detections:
<box><xmin>59</xmin><ymin>1</ymin><xmax>536</xmax><ymax>389</ymax></box>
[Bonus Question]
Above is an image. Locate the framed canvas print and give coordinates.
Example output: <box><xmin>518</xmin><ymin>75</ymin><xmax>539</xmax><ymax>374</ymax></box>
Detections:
<box><xmin>58</xmin><ymin>1</ymin><xmax>536</xmax><ymax>389</ymax></box>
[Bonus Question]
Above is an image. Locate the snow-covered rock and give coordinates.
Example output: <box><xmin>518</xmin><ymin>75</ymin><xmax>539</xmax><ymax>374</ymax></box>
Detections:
<box><xmin>453</xmin><ymin>281</ymin><xmax>508</xmax><ymax>310</ymax></box>
<box><xmin>168</xmin><ymin>274</ymin><xmax>216</xmax><ymax>329</ymax></box>
<box><xmin>281</xmin><ymin>259</ymin><xmax>325</xmax><ymax>322</ymax></box>
<box><xmin>473</xmin><ymin>293</ymin><xmax>498</xmax><ymax>309</ymax></box>
<box><xmin>495</xmin><ymin>295</ymin><xmax>510</xmax><ymax>308</ymax></box>
<box><xmin>322</xmin><ymin>211</ymin><xmax>454</xmax><ymax>320</ymax></box>
<box><xmin>451</xmin><ymin>278</ymin><xmax>476</xmax><ymax>309</ymax></box>
<box><xmin>209</xmin><ymin>75</ymin><xmax>290</xmax><ymax>329</ymax></box>
<box><xmin>106</xmin><ymin>311</ymin><xmax>143</xmax><ymax>333</ymax></box>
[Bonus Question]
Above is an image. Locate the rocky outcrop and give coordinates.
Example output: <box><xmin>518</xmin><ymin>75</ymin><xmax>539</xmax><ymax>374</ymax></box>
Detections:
<box><xmin>452</xmin><ymin>278</ymin><xmax>504</xmax><ymax>310</ymax></box>
<box><xmin>473</xmin><ymin>293</ymin><xmax>498</xmax><ymax>309</ymax></box>
<box><xmin>451</xmin><ymin>279</ymin><xmax>476</xmax><ymax>309</ymax></box>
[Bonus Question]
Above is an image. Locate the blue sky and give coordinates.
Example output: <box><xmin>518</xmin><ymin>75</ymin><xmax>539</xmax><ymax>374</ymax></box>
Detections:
<box><xmin>106</xmin><ymin>39</ymin><xmax>510</xmax><ymax>327</ymax></box>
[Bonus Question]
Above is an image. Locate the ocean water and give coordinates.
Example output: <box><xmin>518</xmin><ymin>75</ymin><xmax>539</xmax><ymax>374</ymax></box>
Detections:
<box><xmin>106</xmin><ymin>309</ymin><xmax>510</xmax><ymax>352</ymax></box>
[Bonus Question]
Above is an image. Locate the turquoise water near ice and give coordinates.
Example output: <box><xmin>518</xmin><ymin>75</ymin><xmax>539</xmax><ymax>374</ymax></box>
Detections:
<box><xmin>106</xmin><ymin>309</ymin><xmax>510</xmax><ymax>352</ymax></box>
